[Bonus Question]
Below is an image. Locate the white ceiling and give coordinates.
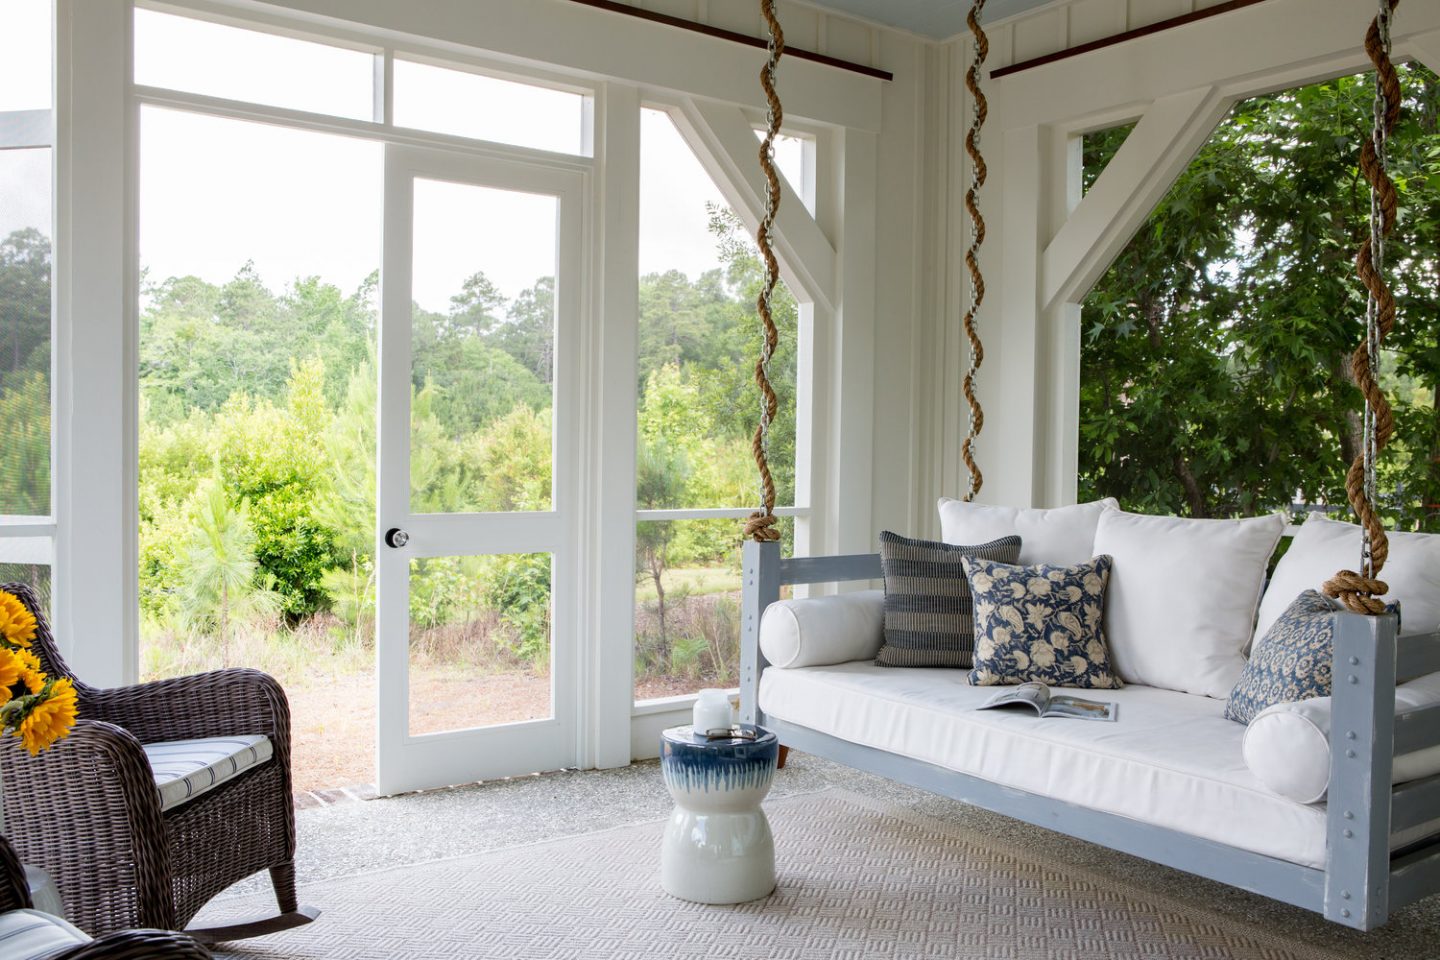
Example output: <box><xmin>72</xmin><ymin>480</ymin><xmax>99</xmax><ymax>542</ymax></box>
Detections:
<box><xmin>801</xmin><ymin>0</ymin><xmax>1058</xmax><ymax>40</ymax></box>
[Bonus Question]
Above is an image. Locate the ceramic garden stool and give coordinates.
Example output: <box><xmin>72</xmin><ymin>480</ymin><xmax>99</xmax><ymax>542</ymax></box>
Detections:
<box><xmin>659</xmin><ymin>724</ymin><xmax>779</xmax><ymax>904</ymax></box>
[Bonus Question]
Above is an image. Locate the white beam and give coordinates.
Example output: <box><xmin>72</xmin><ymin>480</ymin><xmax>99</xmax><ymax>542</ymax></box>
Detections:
<box><xmin>679</xmin><ymin>98</ymin><xmax>838</xmax><ymax>312</ymax></box>
<box><xmin>1040</xmin><ymin>85</ymin><xmax>1227</xmax><ymax>310</ymax></box>
<box><xmin>1408</xmin><ymin>29</ymin><xmax>1440</xmax><ymax>77</ymax></box>
<box><xmin>990</xmin><ymin>0</ymin><xmax>1440</xmax><ymax>130</ymax></box>
<box><xmin>249</xmin><ymin>0</ymin><xmax>884</xmax><ymax>132</ymax></box>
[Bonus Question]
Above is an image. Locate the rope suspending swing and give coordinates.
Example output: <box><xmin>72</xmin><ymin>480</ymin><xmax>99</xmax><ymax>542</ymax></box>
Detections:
<box><xmin>961</xmin><ymin>0</ymin><xmax>989</xmax><ymax>502</ymax></box>
<box><xmin>745</xmin><ymin>0</ymin><xmax>785</xmax><ymax>543</ymax></box>
<box><xmin>1323</xmin><ymin>0</ymin><xmax>1401</xmax><ymax>616</ymax></box>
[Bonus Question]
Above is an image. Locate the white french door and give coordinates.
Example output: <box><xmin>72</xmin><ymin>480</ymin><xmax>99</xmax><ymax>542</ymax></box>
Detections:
<box><xmin>376</xmin><ymin>144</ymin><xmax>584</xmax><ymax>794</ymax></box>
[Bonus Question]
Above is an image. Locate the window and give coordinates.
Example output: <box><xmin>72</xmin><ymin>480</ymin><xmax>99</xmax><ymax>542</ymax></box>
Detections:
<box><xmin>133</xmin><ymin>8</ymin><xmax>375</xmax><ymax>120</ymax></box>
<box><xmin>393</xmin><ymin>59</ymin><xmax>589</xmax><ymax>156</ymax></box>
<box><xmin>138</xmin><ymin>105</ymin><xmax>383</xmax><ymax>792</ymax></box>
<box><xmin>0</xmin><ymin>0</ymin><xmax>54</xmax><ymax>614</ymax></box>
<box><xmin>634</xmin><ymin>108</ymin><xmax>801</xmax><ymax>703</ymax></box>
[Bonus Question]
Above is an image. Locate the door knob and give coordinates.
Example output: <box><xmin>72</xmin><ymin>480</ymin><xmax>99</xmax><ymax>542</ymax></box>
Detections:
<box><xmin>384</xmin><ymin>527</ymin><xmax>409</xmax><ymax>549</ymax></box>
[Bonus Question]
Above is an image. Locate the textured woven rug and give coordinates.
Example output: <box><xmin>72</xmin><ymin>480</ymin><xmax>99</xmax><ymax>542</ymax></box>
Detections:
<box><xmin>208</xmin><ymin>789</ymin><xmax>1347</xmax><ymax>960</ymax></box>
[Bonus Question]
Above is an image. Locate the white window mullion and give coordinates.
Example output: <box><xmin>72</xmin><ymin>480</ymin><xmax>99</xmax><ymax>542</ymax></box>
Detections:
<box><xmin>54</xmin><ymin>0</ymin><xmax>136</xmax><ymax>685</ymax></box>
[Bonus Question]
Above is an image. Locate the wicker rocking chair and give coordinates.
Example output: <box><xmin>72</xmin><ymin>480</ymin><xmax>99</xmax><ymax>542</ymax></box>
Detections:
<box><xmin>0</xmin><ymin>834</ymin><xmax>211</xmax><ymax>959</ymax></box>
<box><xmin>0</xmin><ymin>583</ymin><xmax>318</xmax><ymax>943</ymax></box>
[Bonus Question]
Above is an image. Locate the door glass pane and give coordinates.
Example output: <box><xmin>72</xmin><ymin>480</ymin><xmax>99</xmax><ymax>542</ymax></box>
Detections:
<box><xmin>394</xmin><ymin>60</ymin><xmax>588</xmax><ymax>156</ymax></box>
<box><xmin>0</xmin><ymin>0</ymin><xmax>51</xmax><ymax>112</ymax></box>
<box><xmin>134</xmin><ymin>9</ymin><xmax>375</xmax><ymax>121</ymax></box>
<box><xmin>138</xmin><ymin>105</ymin><xmax>382</xmax><ymax>794</ymax></box>
<box><xmin>410</xmin><ymin>178</ymin><xmax>556</xmax><ymax>513</ymax></box>
<box><xmin>408</xmin><ymin>552</ymin><xmax>552</xmax><ymax>736</ymax></box>
<box><xmin>0</xmin><ymin>147</ymin><xmax>51</xmax><ymax>516</ymax></box>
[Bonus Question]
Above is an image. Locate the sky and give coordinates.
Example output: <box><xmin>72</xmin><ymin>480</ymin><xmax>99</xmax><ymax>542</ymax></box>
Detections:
<box><xmin>122</xmin><ymin>9</ymin><xmax>806</xmax><ymax>314</ymax></box>
<box><xmin>0</xmin><ymin>0</ymin><xmax>52</xmax><ymax>243</ymax></box>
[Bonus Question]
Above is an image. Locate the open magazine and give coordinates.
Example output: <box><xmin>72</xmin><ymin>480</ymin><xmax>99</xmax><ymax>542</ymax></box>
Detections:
<box><xmin>977</xmin><ymin>682</ymin><xmax>1118</xmax><ymax>722</ymax></box>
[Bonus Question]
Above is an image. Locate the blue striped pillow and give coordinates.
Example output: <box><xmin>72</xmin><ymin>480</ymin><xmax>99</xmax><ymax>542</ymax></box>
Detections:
<box><xmin>876</xmin><ymin>531</ymin><xmax>1022</xmax><ymax>668</ymax></box>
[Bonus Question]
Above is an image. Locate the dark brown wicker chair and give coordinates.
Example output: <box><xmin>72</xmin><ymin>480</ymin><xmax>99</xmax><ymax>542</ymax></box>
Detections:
<box><xmin>0</xmin><ymin>582</ymin><xmax>318</xmax><ymax>943</ymax></box>
<box><xmin>0</xmin><ymin>834</ymin><xmax>212</xmax><ymax>959</ymax></box>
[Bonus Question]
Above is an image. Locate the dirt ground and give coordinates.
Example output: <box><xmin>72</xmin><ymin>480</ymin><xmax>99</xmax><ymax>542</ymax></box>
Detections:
<box><xmin>288</xmin><ymin>670</ymin><xmax>706</xmax><ymax>793</ymax></box>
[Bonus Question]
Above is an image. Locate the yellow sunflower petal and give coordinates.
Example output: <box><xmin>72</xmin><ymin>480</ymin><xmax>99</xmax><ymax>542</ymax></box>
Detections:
<box><xmin>17</xmin><ymin>678</ymin><xmax>78</xmax><ymax>756</ymax></box>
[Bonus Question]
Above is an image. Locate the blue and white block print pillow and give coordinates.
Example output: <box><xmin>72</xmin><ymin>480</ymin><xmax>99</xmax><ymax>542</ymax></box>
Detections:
<box><xmin>1224</xmin><ymin>589</ymin><xmax>1399</xmax><ymax>725</ymax></box>
<box><xmin>962</xmin><ymin>554</ymin><xmax>1123</xmax><ymax>689</ymax></box>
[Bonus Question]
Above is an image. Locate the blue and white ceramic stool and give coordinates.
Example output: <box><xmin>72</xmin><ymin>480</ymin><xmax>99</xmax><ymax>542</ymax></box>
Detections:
<box><xmin>659</xmin><ymin>724</ymin><xmax>779</xmax><ymax>904</ymax></box>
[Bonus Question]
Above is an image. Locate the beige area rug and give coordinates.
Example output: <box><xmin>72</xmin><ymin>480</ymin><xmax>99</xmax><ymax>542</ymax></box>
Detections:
<box><xmin>208</xmin><ymin>789</ymin><xmax>1348</xmax><ymax>960</ymax></box>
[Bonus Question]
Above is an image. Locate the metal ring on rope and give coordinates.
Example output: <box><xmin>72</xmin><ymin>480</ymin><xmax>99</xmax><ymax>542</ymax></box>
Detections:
<box><xmin>1322</xmin><ymin>0</ymin><xmax>1400</xmax><ymax>616</ymax></box>
<box><xmin>745</xmin><ymin>0</ymin><xmax>785</xmax><ymax>543</ymax></box>
<box><xmin>961</xmin><ymin>0</ymin><xmax>989</xmax><ymax>503</ymax></box>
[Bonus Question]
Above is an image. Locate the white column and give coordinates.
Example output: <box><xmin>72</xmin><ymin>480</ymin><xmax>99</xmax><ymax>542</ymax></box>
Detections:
<box><xmin>53</xmin><ymin>0</ymin><xmax>136</xmax><ymax>686</ymax></box>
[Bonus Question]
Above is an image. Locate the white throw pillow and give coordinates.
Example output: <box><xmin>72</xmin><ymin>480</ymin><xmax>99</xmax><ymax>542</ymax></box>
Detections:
<box><xmin>1094</xmin><ymin>509</ymin><xmax>1285</xmax><ymax>698</ymax></box>
<box><xmin>759</xmin><ymin>590</ymin><xmax>885</xmax><ymax>669</ymax></box>
<box><xmin>1255</xmin><ymin>514</ymin><xmax>1440</xmax><ymax>646</ymax></box>
<box><xmin>1244</xmin><ymin>672</ymin><xmax>1440</xmax><ymax>803</ymax></box>
<box><xmin>937</xmin><ymin>497</ymin><xmax>1117</xmax><ymax>566</ymax></box>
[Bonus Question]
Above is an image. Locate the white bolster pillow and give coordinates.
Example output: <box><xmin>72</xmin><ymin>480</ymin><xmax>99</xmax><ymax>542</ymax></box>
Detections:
<box><xmin>1243</xmin><ymin>671</ymin><xmax>1440</xmax><ymax>804</ymax></box>
<box><xmin>759</xmin><ymin>590</ymin><xmax>885</xmax><ymax>669</ymax></box>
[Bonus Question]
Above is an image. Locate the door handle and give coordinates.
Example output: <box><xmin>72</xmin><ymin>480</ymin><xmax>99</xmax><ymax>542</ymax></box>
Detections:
<box><xmin>384</xmin><ymin>527</ymin><xmax>409</xmax><ymax>549</ymax></box>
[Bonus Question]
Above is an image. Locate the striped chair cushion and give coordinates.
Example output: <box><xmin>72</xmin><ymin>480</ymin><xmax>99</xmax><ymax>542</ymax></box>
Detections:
<box><xmin>876</xmin><ymin>531</ymin><xmax>1022</xmax><ymax>668</ymax></box>
<box><xmin>0</xmin><ymin>909</ymin><xmax>89</xmax><ymax>958</ymax></box>
<box><xmin>143</xmin><ymin>735</ymin><xmax>273</xmax><ymax>812</ymax></box>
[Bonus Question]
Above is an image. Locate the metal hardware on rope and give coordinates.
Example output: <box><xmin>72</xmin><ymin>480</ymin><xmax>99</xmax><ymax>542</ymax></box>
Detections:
<box><xmin>960</xmin><ymin>0</ymin><xmax>989</xmax><ymax>502</ymax></box>
<box><xmin>745</xmin><ymin>0</ymin><xmax>784</xmax><ymax>543</ymax></box>
<box><xmin>1323</xmin><ymin>0</ymin><xmax>1400</xmax><ymax>616</ymax></box>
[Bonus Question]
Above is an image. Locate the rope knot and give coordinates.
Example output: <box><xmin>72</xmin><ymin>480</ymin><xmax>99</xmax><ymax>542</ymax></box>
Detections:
<box><xmin>1321</xmin><ymin>570</ymin><xmax>1390</xmax><ymax>616</ymax></box>
<box><xmin>744</xmin><ymin>512</ymin><xmax>781</xmax><ymax>542</ymax></box>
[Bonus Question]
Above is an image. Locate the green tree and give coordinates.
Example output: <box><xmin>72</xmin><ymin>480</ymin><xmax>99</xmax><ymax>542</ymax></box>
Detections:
<box><xmin>1080</xmin><ymin>64</ymin><xmax>1440</xmax><ymax>528</ymax></box>
<box><xmin>636</xmin><ymin>437</ymin><xmax>692</xmax><ymax>648</ymax></box>
<box><xmin>177</xmin><ymin>479</ymin><xmax>276</xmax><ymax>666</ymax></box>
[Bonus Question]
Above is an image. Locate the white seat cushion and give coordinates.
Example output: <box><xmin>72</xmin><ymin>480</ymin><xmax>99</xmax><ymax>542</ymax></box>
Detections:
<box><xmin>937</xmin><ymin>497</ymin><xmax>1116</xmax><ymax>567</ymax></box>
<box><xmin>1094</xmin><ymin>509</ymin><xmax>1284</xmax><ymax>698</ymax></box>
<box><xmin>0</xmin><ymin>909</ymin><xmax>89</xmax><ymax>959</ymax></box>
<box><xmin>1255</xmin><ymin>514</ymin><xmax>1440</xmax><ymax>646</ymax></box>
<box><xmin>144</xmin><ymin>735</ymin><xmax>273</xmax><ymax>812</ymax></box>
<box><xmin>760</xmin><ymin>661</ymin><xmax>1333</xmax><ymax>867</ymax></box>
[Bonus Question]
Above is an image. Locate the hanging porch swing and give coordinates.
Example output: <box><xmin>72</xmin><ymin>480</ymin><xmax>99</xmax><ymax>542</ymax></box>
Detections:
<box><xmin>738</xmin><ymin>0</ymin><xmax>1440</xmax><ymax>931</ymax></box>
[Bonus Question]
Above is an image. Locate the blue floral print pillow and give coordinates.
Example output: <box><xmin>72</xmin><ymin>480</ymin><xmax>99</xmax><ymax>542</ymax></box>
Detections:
<box><xmin>1224</xmin><ymin>589</ymin><xmax>1399</xmax><ymax>725</ymax></box>
<box><xmin>963</xmin><ymin>554</ymin><xmax>1123</xmax><ymax>689</ymax></box>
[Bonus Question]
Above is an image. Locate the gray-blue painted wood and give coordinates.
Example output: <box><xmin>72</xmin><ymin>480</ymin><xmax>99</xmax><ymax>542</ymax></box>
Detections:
<box><xmin>1393</xmin><ymin>701</ymin><xmax>1440</xmax><ymax>755</ymax></box>
<box><xmin>762</xmin><ymin>715</ymin><xmax>1329</xmax><ymax>913</ymax></box>
<box><xmin>1325</xmin><ymin>612</ymin><xmax>1397</xmax><ymax>929</ymax></box>
<box><xmin>1396</xmin><ymin>631</ymin><xmax>1440</xmax><ymax>682</ymax></box>
<box><xmin>742</xmin><ymin>542</ymin><xmax>1440</xmax><ymax>931</ymax></box>
<box><xmin>739</xmin><ymin>540</ymin><xmax>781</xmax><ymax>726</ymax></box>
<box><xmin>1389</xmin><ymin>839</ymin><xmax>1440</xmax><ymax>910</ymax></box>
<box><xmin>778</xmin><ymin>553</ymin><xmax>882</xmax><ymax>586</ymax></box>
<box><xmin>1391</xmin><ymin>774</ymin><xmax>1440</xmax><ymax>834</ymax></box>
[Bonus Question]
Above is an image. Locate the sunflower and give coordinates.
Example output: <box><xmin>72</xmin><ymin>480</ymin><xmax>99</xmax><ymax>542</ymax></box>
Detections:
<box><xmin>13</xmin><ymin>649</ymin><xmax>41</xmax><ymax>674</ymax></box>
<box><xmin>17</xmin><ymin>678</ymin><xmax>78</xmax><ymax>756</ymax></box>
<box><xmin>0</xmin><ymin>592</ymin><xmax>37</xmax><ymax>649</ymax></box>
<box><xmin>0</xmin><ymin>648</ymin><xmax>20</xmax><ymax>690</ymax></box>
<box><xmin>17</xmin><ymin>666</ymin><xmax>44</xmax><ymax>696</ymax></box>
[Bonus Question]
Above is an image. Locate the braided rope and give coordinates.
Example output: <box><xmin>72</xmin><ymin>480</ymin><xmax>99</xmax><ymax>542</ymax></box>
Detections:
<box><xmin>745</xmin><ymin>0</ymin><xmax>785</xmax><ymax>543</ymax></box>
<box><xmin>1323</xmin><ymin>0</ymin><xmax>1400</xmax><ymax>615</ymax></box>
<box><xmin>961</xmin><ymin>0</ymin><xmax>989</xmax><ymax>502</ymax></box>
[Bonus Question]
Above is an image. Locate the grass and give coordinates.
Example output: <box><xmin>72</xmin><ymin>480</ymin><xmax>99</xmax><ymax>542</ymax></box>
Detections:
<box><xmin>633</xmin><ymin>566</ymin><xmax>740</xmax><ymax>603</ymax></box>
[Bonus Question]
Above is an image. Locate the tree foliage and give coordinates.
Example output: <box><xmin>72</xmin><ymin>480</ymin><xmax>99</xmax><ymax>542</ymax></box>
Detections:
<box><xmin>1081</xmin><ymin>64</ymin><xmax>1440</xmax><ymax>528</ymax></box>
